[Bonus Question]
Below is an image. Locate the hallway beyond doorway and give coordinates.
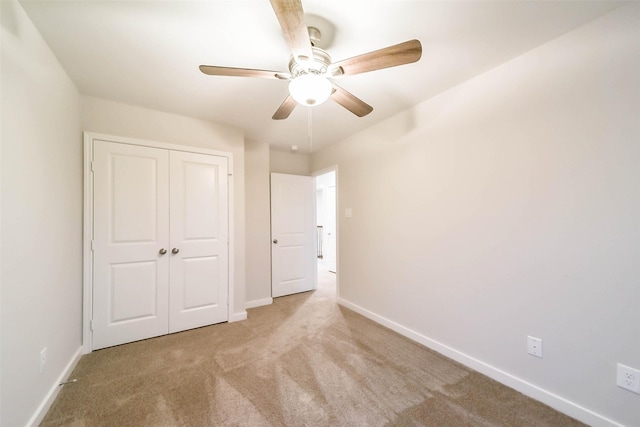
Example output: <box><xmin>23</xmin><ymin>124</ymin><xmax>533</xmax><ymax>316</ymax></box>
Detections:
<box><xmin>318</xmin><ymin>261</ymin><xmax>336</xmax><ymax>294</ymax></box>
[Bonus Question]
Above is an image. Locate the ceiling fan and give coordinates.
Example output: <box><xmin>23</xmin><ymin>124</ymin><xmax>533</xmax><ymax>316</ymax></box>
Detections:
<box><xmin>199</xmin><ymin>0</ymin><xmax>422</xmax><ymax>120</ymax></box>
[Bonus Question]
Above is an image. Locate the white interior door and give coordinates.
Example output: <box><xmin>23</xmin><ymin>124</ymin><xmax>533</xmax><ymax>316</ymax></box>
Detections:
<box><xmin>92</xmin><ymin>141</ymin><xmax>170</xmax><ymax>350</ymax></box>
<box><xmin>271</xmin><ymin>173</ymin><xmax>316</xmax><ymax>297</ymax></box>
<box><xmin>169</xmin><ymin>151</ymin><xmax>228</xmax><ymax>333</ymax></box>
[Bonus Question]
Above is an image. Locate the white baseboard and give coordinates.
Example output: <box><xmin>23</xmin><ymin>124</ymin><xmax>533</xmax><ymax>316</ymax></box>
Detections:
<box><xmin>245</xmin><ymin>298</ymin><xmax>273</xmax><ymax>309</ymax></box>
<box><xmin>337</xmin><ymin>298</ymin><xmax>622</xmax><ymax>427</ymax></box>
<box><xmin>27</xmin><ymin>346</ymin><xmax>83</xmax><ymax>427</ymax></box>
<box><xmin>229</xmin><ymin>310</ymin><xmax>247</xmax><ymax>323</ymax></box>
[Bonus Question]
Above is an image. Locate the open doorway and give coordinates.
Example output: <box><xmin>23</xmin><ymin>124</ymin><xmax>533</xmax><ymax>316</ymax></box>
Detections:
<box><xmin>315</xmin><ymin>169</ymin><xmax>337</xmax><ymax>291</ymax></box>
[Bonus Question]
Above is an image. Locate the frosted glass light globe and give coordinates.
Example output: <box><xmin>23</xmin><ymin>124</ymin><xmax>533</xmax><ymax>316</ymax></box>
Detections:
<box><xmin>289</xmin><ymin>74</ymin><xmax>332</xmax><ymax>106</ymax></box>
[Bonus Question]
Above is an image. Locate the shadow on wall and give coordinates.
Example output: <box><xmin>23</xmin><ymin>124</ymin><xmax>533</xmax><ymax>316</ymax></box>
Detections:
<box><xmin>2</xmin><ymin>1</ymin><xmax>21</xmax><ymax>37</ymax></box>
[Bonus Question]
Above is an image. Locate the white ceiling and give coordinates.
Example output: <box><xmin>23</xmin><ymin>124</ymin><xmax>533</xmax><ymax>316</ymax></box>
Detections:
<box><xmin>20</xmin><ymin>0</ymin><xmax>623</xmax><ymax>152</ymax></box>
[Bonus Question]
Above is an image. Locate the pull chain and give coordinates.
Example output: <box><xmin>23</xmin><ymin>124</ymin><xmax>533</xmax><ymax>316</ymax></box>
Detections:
<box><xmin>307</xmin><ymin>107</ymin><xmax>313</xmax><ymax>153</ymax></box>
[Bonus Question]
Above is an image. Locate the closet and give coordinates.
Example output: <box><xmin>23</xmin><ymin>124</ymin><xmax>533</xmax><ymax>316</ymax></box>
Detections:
<box><xmin>89</xmin><ymin>138</ymin><xmax>229</xmax><ymax>350</ymax></box>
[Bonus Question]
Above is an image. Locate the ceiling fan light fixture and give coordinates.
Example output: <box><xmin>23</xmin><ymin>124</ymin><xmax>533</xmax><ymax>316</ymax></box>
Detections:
<box><xmin>289</xmin><ymin>73</ymin><xmax>332</xmax><ymax>106</ymax></box>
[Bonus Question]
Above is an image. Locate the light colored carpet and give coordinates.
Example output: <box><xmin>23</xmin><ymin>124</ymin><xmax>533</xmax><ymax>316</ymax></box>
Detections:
<box><xmin>41</xmin><ymin>269</ymin><xmax>584</xmax><ymax>426</ymax></box>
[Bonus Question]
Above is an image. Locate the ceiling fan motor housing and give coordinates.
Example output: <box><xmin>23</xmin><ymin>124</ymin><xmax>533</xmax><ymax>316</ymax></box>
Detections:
<box><xmin>287</xmin><ymin>45</ymin><xmax>334</xmax><ymax>106</ymax></box>
<box><xmin>289</xmin><ymin>46</ymin><xmax>332</xmax><ymax>78</ymax></box>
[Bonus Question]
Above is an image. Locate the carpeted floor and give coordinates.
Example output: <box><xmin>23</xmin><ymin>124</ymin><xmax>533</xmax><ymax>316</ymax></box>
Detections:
<box><xmin>41</xmin><ymin>268</ymin><xmax>585</xmax><ymax>426</ymax></box>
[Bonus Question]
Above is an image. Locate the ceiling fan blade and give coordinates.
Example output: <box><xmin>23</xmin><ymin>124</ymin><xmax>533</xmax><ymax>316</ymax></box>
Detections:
<box><xmin>199</xmin><ymin>65</ymin><xmax>288</xmax><ymax>79</ymax></box>
<box><xmin>331</xmin><ymin>84</ymin><xmax>373</xmax><ymax>117</ymax></box>
<box><xmin>332</xmin><ymin>39</ymin><xmax>422</xmax><ymax>77</ymax></box>
<box><xmin>272</xmin><ymin>95</ymin><xmax>297</xmax><ymax>120</ymax></box>
<box><xmin>269</xmin><ymin>0</ymin><xmax>313</xmax><ymax>62</ymax></box>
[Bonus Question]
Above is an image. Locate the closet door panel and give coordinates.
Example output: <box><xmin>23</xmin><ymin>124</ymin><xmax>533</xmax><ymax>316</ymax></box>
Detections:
<box><xmin>169</xmin><ymin>151</ymin><xmax>229</xmax><ymax>333</ymax></box>
<box><xmin>92</xmin><ymin>141</ymin><xmax>170</xmax><ymax>350</ymax></box>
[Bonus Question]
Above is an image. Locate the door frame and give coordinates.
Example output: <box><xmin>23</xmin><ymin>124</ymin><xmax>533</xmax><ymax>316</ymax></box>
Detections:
<box><xmin>312</xmin><ymin>165</ymin><xmax>339</xmax><ymax>294</ymax></box>
<box><xmin>83</xmin><ymin>132</ymin><xmax>236</xmax><ymax>353</ymax></box>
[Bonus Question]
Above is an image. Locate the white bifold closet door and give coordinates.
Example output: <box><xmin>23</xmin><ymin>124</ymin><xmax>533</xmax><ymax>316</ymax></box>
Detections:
<box><xmin>168</xmin><ymin>150</ymin><xmax>228</xmax><ymax>333</ymax></box>
<box><xmin>92</xmin><ymin>140</ymin><xmax>228</xmax><ymax>350</ymax></box>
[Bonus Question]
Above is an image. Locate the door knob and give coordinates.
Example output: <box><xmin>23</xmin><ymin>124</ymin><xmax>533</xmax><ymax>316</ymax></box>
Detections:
<box><xmin>172</xmin><ymin>248</ymin><xmax>180</xmax><ymax>254</ymax></box>
<box><xmin>273</xmin><ymin>239</ymin><xmax>278</xmax><ymax>244</ymax></box>
<box><xmin>159</xmin><ymin>248</ymin><xmax>167</xmax><ymax>255</ymax></box>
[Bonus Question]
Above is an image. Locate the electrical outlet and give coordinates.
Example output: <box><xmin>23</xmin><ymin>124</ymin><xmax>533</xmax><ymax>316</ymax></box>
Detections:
<box><xmin>527</xmin><ymin>336</ymin><xmax>543</xmax><ymax>358</ymax></box>
<box><xmin>40</xmin><ymin>347</ymin><xmax>47</xmax><ymax>373</ymax></box>
<box><xmin>617</xmin><ymin>363</ymin><xmax>640</xmax><ymax>394</ymax></box>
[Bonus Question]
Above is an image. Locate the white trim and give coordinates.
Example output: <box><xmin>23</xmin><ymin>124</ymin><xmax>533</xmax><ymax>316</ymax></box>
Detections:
<box><xmin>245</xmin><ymin>298</ymin><xmax>274</xmax><ymax>309</ymax></box>
<box><xmin>311</xmin><ymin>165</ymin><xmax>338</xmax><ymax>178</ymax></box>
<box><xmin>85</xmin><ymin>132</ymin><xmax>233</xmax><ymax>158</ymax></box>
<box><xmin>226</xmin><ymin>159</ymin><xmax>238</xmax><ymax>324</ymax></box>
<box><xmin>0</xmin><ymin>91</ymin><xmax>3</xmax><ymax>426</ymax></box>
<box><xmin>82</xmin><ymin>134</ymin><xmax>93</xmax><ymax>354</ymax></box>
<box><xmin>312</xmin><ymin>175</ymin><xmax>318</xmax><ymax>291</ymax></box>
<box><xmin>229</xmin><ymin>311</ymin><xmax>248</xmax><ymax>322</ymax></box>
<box><xmin>337</xmin><ymin>297</ymin><xmax>624</xmax><ymax>427</ymax></box>
<box><xmin>83</xmin><ymin>132</ymin><xmax>237</xmax><ymax>352</ymax></box>
<box><xmin>27</xmin><ymin>346</ymin><xmax>83</xmax><ymax>427</ymax></box>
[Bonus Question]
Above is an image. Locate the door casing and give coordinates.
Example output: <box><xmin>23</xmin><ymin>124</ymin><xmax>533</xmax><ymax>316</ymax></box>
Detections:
<box><xmin>313</xmin><ymin>166</ymin><xmax>339</xmax><ymax>292</ymax></box>
<box><xmin>315</xmin><ymin>170</ymin><xmax>337</xmax><ymax>272</ymax></box>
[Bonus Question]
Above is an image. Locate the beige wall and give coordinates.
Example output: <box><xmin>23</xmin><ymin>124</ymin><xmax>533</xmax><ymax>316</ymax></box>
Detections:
<box><xmin>245</xmin><ymin>140</ymin><xmax>272</xmax><ymax>306</ymax></box>
<box><xmin>81</xmin><ymin>96</ymin><xmax>247</xmax><ymax>319</ymax></box>
<box><xmin>1</xmin><ymin>1</ymin><xmax>83</xmax><ymax>425</ymax></box>
<box><xmin>243</xmin><ymin>147</ymin><xmax>312</xmax><ymax>307</ymax></box>
<box><xmin>312</xmin><ymin>4</ymin><xmax>640</xmax><ymax>426</ymax></box>
<box><xmin>270</xmin><ymin>149</ymin><xmax>310</xmax><ymax>175</ymax></box>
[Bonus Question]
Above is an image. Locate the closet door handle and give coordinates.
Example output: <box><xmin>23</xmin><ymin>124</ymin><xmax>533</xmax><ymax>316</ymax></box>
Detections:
<box><xmin>159</xmin><ymin>248</ymin><xmax>167</xmax><ymax>255</ymax></box>
<box><xmin>273</xmin><ymin>239</ymin><xmax>278</xmax><ymax>244</ymax></box>
<box><xmin>172</xmin><ymin>248</ymin><xmax>180</xmax><ymax>254</ymax></box>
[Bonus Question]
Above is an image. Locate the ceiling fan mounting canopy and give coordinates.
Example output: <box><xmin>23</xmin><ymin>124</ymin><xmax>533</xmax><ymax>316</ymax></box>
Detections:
<box><xmin>307</xmin><ymin>26</ymin><xmax>322</xmax><ymax>48</ymax></box>
<box><xmin>199</xmin><ymin>0</ymin><xmax>422</xmax><ymax>119</ymax></box>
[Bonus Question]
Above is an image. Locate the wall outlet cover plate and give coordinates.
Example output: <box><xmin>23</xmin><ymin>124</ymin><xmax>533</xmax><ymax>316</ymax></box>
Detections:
<box><xmin>617</xmin><ymin>363</ymin><xmax>640</xmax><ymax>394</ymax></box>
